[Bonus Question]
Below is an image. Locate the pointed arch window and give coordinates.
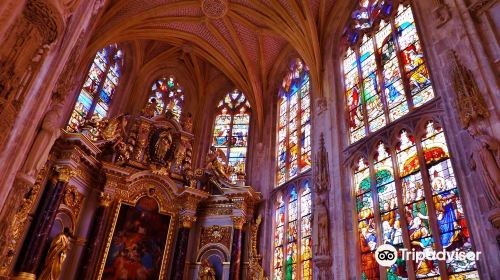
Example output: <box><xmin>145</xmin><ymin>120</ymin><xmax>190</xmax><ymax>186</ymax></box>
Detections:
<box><xmin>147</xmin><ymin>75</ymin><xmax>185</xmax><ymax>120</ymax></box>
<box><xmin>273</xmin><ymin>180</ymin><xmax>313</xmax><ymax>280</ymax></box>
<box><xmin>343</xmin><ymin>2</ymin><xmax>435</xmax><ymax>144</ymax></box>
<box><xmin>343</xmin><ymin>2</ymin><xmax>480</xmax><ymax>279</ymax></box>
<box><xmin>276</xmin><ymin>58</ymin><xmax>312</xmax><ymax>186</ymax></box>
<box><xmin>67</xmin><ymin>44</ymin><xmax>123</xmax><ymax>132</ymax></box>
<box><xmin>211</xmin><ymin>90</ymin><xmax>251</xmax><ymax>182</ymax></box>
<box><xmin>353</xmin><ymin>121</ymin><xmax>479</xmax><ymax>280</ymax></box>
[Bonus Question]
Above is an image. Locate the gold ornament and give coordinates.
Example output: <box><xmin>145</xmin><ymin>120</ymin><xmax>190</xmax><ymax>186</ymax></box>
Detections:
<box><xmin>231</xmin><ymin>216</ymin><xmax>246</xmax><ymax>230</ymax></box>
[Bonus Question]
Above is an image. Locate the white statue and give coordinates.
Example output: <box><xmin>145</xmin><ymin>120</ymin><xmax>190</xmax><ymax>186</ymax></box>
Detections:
<box><xmin>21</xmin><ymin>103</ymin><xmax>63</xmax><ymax>179</ymax></box>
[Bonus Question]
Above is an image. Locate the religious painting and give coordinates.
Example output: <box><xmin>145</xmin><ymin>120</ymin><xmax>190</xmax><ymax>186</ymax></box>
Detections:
<box><xmin>102</xmin><ymin>197</ymin><xmax>171</xmax><ymax>280</ymax></box>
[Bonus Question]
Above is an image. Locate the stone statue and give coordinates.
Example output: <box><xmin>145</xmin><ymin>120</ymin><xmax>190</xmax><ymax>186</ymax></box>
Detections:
<box><xmin>21</xmin><ymin>103</ymin><xmax>64</xmax><ymax>178</ymax></box>
<box><xmin>468</xmin><ymin>123</ymin><xmax>500</xmax><ymax>207</ymax></box>
<box><xmin>198</xmin><ymin>259</ymin><xmax>216</xmax><ymax>280</ymax></box>
<box><xmin>141</xmin><ymin>98</ymin><xmax>157</xmax><ymax>118</ymax></box>
<box><xmin>38</xmin><ymin>228</ymin><xmax>71</xmax><ymax>280</ymax></box>
<box><xmin>155</xmin><ymin>130</ymin><xmax>173</xmax><ymax>161</ymax></box>
<box><xmin>316</xmin><ymin>193</ymin><xmax>330</xmax><ymax>256</ymax></box>
<box><xmin>205</xmin><ymin>146</ymin><xmax>232</xmax><ymax>180</ymax></box>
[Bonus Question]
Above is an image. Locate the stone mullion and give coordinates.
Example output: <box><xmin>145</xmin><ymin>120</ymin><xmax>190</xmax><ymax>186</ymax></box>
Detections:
<box><xmin>356</xmin><ymin>46</ymin><xmax>371</xmax><ymax>137</ymax></box>
<box><xmin>368</xmin><ymin>156</ymin><xmax>386</xmax><ymax>279</ymax></box>
<box><xmin>86</xmin><ymin>47</ymin><xmax>116</xmax><ymax>120</ymax></box>
<box><xmin>390</xmin><ymin>148</ymin><xmax>417</xmax><ymax>280</ymax></box>
<box><xmin>414</xmin><ymin>137</ymin><xmax>449</xmax><ymax>280</ymax></box>
<box><xmin>390</xmin><ymin>17</ymin><xmax>415</xmax><ymax>110</ymax></box>
<box><xmin>227</xmin><ymin>108</ymin><xmax>234</xmax><ymax>170</ymax></box>
<box><xmin>371</xmin><ymin>30</ymin><xmax>392</xmax><ymax>126</ymax></box>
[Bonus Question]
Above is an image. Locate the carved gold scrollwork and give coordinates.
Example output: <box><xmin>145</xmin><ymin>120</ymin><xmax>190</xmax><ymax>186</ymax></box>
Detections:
<box><xmin>98</xmin><ymin>192</ymin><xmax>113</xmax><ymax>207</ymax></box>
<box><xmin>231</xmin><ymin>216</ymin><xmax>246</xmax><ymax>230</ymax></box>
<box><xmin>63</xmin><ymin>185</ymin><xmax>84</xmax><ymax>220</ymax></box>
<box><xmin>55</xmin><ymin>166</ymin><xmax>77</xmax><ymax>183</ymax></box>
<box><xmin>179</xmin><ymin>215</ymin><xmax>197</xmax><ymax>228</ymax></box>
<box><xmin>199</xmin><ymin>225</ymin><xmax>232</xmax><ymax>249</ymax></box>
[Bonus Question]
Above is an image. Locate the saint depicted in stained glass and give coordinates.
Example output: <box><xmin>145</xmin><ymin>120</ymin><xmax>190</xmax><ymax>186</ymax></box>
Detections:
<box><xmin>67</xmin><ymin>45</ymin><xmax>123</xmax><ymax>132</ymax></box>
<box><xmin>276</xmin><ymin>58</ymin><xmax>311</xmax><ymax>186</ymax></box>
<box><xmin>211</xmin><ymin>90</ymin><xmax>251</xmax><ymax>182</ymax></box>
<box><xmin>343</xmin><ymin>1</ymin><xmax>435</xmax><ymax>144</ymax></box>
<box><xmin>351</xmin><ymin>122</ymin><xmax>479</xmax><ymax>279</ymax></box>
<box><xmin>147</xmin><ymin>76</ymin><xmax>185</xmax><ymax>120</ymax></box>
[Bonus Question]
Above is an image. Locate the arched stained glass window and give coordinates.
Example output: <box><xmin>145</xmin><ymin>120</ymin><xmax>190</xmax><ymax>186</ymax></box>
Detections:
<box><xmin>211</xmin><ymin>90</ymin><xmax>251</xmax><ymax>182</ymax></box>
<box><xmin>276</xmin><ymin>58</ymin><xmax>312</xmax><ymax>186</ymax></box>
<box><xmin>147</xmin><ymin>75</ymin><xmax>185</xmax><ymax>120</ymax></box>
<box><xmin>353</xmin><ymin>121</ymin><xmax>479</xmax><ymax>280</ymax></box>
<box><xmin>344</xmin><ymin>1</ymin><xmax>434</xmax><ymax>144</ymax></box>
<box><xmin>67</xmin><ymin>44</ymin><xmax>123</xmax><ymax>132</ymax></box>
<box><xmin>273</xmin><ymin>181</ymin><xmax>313</xmax><ymax>280</ymax></box>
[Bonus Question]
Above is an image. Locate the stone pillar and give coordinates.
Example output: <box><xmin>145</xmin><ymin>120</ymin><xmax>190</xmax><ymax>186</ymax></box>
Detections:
<box><xmin>170</xmin><ymin>214</ymin><xmax>196</xmax><ymax>280</ymax></box>
<box><xmin>76</xmin><ymin>192</ymin><xmax>113</xmax><ymax>280</ymax></box>
<box><xmin>229</xmin><ymin>216</ymin><xmax>245</xmax><ymax>280</ymax></box>
<box><xmin>14</xmin><ymin>166</ymin><xmax>75</xmax><ymax>280</ymax></box>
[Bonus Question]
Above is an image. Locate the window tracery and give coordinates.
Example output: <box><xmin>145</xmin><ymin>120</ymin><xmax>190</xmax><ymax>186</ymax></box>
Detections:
<box><xmin>276</xmin><ymin>58</ymin><xmax>312</xmax><ymax>186</ymax></box>
<box><xmin>211</xmin><ymin>89</ymin><xmax>250</xmax><ymax>182</ymax></box>
<box><xmin>273</xmin><ymin>180</ymin><xmax>313</xmax><ymax>280</ymax></box>
<box><xmin>67</xmin><ymin>44</ymin><xmax>123</xmax><ymax>132</ymax></box>
<box><xmin>344</xmin><ymin>2</ymin><xmax>480</xmax><ymax>279</ymax></box>
<box><xmin>147</xmin><ymin>75</ymin><xmax>185</xmax><ymax>120</ymax></box>
<box><xmin>344</xmin><ymin>1</ymin><xmax>434</xmax><ymax>144</ymax></box>
<box><xmin>354</xmin><ymin>121</ymin><xmax>479</xmax><ymax>279</ymax></box>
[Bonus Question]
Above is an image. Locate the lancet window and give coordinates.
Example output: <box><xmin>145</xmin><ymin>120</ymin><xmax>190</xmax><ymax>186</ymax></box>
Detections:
<box><xmin>67</xmin><ymin>44</ymin><xmax>123</xmax><ymax>132</ymax></box>
<box><xmin>147</xmin><ymin>75</ymin><xmax>185</xmax><ymax>120</ymax></box>
<box><xmin>276</xmin><ymin>58</ymin><xmax>312</xmax><ymax>186</ymax></box>
<box><xmin>354</xmin><ymin>121</ymin><xmax>479</xmax><ymax>279</ymax></box>
<box><xmin>344</xmin><ymin>1</ymin><xmax>434</xmax><ymax>144</ymax></box>
<box><xmin>273</xmin><ymin>180</ymin><xmax>313</xmax><ymax>280</ymax></box>
<box><xmin>343</xmin><ymin>2</ymin><xmax>480</xmax><ymax>279</ymax></box>
<box><xmin>211</xmin><ymin>90</ymin><xmax>251</xmax><ymax>182</ymax></box>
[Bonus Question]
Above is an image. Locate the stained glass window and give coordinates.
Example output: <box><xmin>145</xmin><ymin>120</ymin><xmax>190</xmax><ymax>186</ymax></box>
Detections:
<box><xmin>352</xmin><ymin>121</ymin><xmax>479</xmax><ymax>279</ymax></box>
<box><xmin>344</xmin><ymin>2</ymin><xmax>435</xmax><ymax>144</ymax></box>
<box><xmin>211</xmin><ymin>89</ymin><xmax>251</xmax><ymax>182</ymax></box>
<box><xmin>273</xmin><ymin>180</ymin><xmax>313</xmax><ymax>280</ymax></box>
<box><xmin>276</xmin><ymin>58</ymin><xmax>312</xmax><ymax>186</ymax></box>
<box><xmin>67</xmin><ymin>44</ymin><xmax>123</xmax><ymax>132</ymax></box>
<box><xmin>147</xmin><ymin>75</ymin><xmax>185</xmax><ymax>120</ymax></box>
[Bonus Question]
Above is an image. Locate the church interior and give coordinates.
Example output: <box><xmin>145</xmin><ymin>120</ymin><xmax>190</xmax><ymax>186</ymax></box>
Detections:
<box><xmin>0</xmin><ymin>0</ymin><xmax>499</xmax><ymax>279</ymax></box>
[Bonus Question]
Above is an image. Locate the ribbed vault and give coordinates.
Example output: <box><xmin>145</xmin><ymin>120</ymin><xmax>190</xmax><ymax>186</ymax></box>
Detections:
<box><xmin>87</xmin><ymin>0</ymin><xmax>345</xmax><ymax>135</ymax></box>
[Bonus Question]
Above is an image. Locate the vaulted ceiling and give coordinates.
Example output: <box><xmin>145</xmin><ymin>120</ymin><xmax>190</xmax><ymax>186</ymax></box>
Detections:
<box><xmin>88</xmin><ymin>0</ymin><xmax>353</xmax><ymax>133</ymax></box>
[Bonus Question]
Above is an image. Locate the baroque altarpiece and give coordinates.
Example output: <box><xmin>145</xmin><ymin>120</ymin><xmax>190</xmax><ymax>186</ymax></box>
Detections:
<box><xmin>1</xmin><ymin>110</ymin><xmax>265</xmax><ymax>280</ymax></box>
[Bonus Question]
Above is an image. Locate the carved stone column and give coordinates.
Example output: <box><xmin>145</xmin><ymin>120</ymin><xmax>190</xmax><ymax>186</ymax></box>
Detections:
<box><xmin>14</xmin><ymin>166</ymin><xmax>75</xmax><ymax>280</ymax></box>
<box><xmin>170</xmin><ymin>214</ymin><xmax>196</xmax><ymax>280</ymax></box>
<box><xmin>229</xmin><ymin>216</ymin><xmax>245</xmax><ymax>280</ymax></box>
<box><xmin>77</xmin><ymin>192</ymin><xmax>113</xmax><ymax>280</ymax></box>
